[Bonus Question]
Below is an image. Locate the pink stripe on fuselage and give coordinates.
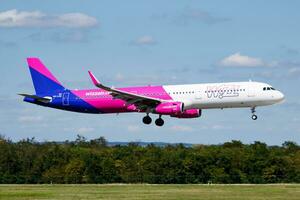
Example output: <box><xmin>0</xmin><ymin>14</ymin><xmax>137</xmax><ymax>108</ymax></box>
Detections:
<box><xmin>119</xmin><ymin>85</ymin><xmax>172</xmax><ymax>100</ymax></box>
<box><xmin>27</xmin><ymin>58</ymin><xmax>62</xmax><ymax>85</ymax></box>
<box><xmin>72</xmin><ymin>86</ymin><xmax>172</xmax><ymax>113</ymax></box>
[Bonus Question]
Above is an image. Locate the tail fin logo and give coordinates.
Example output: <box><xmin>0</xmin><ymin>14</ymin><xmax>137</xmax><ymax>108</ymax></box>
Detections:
<box><xmin>27</xmin><ymin>58</ymin><xmax>65</xmax><ymax>95</ymax></box>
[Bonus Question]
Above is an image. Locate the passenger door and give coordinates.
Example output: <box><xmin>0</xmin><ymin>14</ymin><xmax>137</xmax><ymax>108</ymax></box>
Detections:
<box><xmin>62</xmin><ymin>92</ymin><xmax>70</xmax><ymax>106</ymax></box>
<box><xmin>195</xmin><ymin>90</ymin><xmax>202</xmax><ymax>100</ymax></box>
<box><xmin>247</xmin><ymin>85</ymin><xmax>256</xmax><ymax>97</ymax></box>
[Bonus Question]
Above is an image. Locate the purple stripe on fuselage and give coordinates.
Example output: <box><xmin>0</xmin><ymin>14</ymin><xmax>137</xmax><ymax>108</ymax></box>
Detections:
<box><xmin>72</xmin><ymin>86</ymin><xmax>172</xmax><ymax>113</ymax></box>
<box><xmin>65</xmin><ymin>90</ymin><xmax>103</xmax><ymax>113</ymax></box>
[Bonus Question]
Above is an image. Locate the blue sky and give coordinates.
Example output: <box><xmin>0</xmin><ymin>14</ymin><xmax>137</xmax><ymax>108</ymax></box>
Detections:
<box><xmin>0</xmin><ymin>0</ymin><xmax>299</xmax><ymax>144</ymax></box>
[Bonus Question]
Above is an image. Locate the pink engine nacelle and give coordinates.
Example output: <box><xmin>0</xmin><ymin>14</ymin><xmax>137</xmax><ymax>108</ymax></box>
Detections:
<box><xmin>155</xmin><ymin>102</ymin><xmax>184</xmax><ymax>115</ymax></box>
<box><xmin>171</xmin><ymin>109</ymin><xmax>201</xmax><ymax>118</ymax></box>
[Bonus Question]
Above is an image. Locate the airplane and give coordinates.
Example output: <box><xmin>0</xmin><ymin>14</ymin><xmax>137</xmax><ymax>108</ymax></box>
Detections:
<box><xmin>20</xmin><ymin>58</ymin><xmax>285</xmax><ymax>127</ymax></box>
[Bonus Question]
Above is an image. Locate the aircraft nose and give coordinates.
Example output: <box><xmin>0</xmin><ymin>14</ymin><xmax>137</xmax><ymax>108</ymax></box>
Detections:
<box><xmin>276</xmin><ymin>91</ymin><xmax>285</xmax><ymax>102</ymax></box>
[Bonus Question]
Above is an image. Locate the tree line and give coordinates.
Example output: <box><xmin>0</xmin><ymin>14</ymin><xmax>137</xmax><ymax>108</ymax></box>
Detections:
<box><xmin>0</xmin><ymin>135</ymin><xmax>299</xmax><ymax>184</ymax></box>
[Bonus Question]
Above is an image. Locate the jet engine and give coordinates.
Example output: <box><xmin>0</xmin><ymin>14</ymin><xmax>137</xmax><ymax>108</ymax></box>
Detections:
<box><xmin>155</xmin><ymin>102</ymin><xmax>184</xmax><ymax>115</ymax></box>
<box><xmin>171</xmin><ymin>109</ymin><xmax>201</xmax><ymax>118</ymax></box>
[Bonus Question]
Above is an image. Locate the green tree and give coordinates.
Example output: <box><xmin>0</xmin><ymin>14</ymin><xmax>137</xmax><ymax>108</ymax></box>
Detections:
<box><xmin>64</xmin><ymin>159</ymin><xmax>85</xmax><ymax>183</ymax></box>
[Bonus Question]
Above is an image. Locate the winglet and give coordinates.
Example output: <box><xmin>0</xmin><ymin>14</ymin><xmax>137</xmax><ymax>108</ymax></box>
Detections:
<box><xmin>88</xmin><ymin>71</ymin><xmax>101</xmax><ymax>86</ymax></box>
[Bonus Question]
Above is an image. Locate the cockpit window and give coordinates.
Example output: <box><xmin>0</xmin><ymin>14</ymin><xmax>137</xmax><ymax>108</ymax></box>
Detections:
<box><xmin>263</xmin><ymin>87</ymin><xmax>276</xmax><ymax>91</ymax></box>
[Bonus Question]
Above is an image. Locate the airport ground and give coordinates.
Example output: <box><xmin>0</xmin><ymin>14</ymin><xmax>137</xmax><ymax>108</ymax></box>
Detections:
<box><xmin>0</xmin><ymin>184</ymin><xmax>299</xmax><ymax>200</ymax></box>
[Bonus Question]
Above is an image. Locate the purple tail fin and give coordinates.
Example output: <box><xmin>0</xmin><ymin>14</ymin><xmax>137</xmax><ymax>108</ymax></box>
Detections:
<box><xmin>27</xmin><ymin>58</ymin><xmax>65</xmax><ymax>95</ymax></box>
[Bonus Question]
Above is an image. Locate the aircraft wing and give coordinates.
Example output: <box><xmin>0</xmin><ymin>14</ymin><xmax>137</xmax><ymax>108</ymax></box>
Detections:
<box><xmin>88</xmin><ymin>71</ymin><xmax>163</xmax><ymax>109</ymax></box>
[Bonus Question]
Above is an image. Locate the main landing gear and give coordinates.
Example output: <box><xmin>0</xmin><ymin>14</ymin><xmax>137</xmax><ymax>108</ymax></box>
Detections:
<box><xmin>155</xmin><ymin>115</ymin><xmax>164</xmax><ymax>127</ymax></box>
<box><xmin>142</xmin><ymin>114</ymin><xmax>164</xmax><ymax>126</ymax></box>
<box><xmin>142</xmin><ymin>115</ymin><xmax>152</xmax><ymax>125</ymax></box>
<box><xmin>251</xmin><ymin>107</ymin><xmax>258</xmax><ymax>120</ymax></box>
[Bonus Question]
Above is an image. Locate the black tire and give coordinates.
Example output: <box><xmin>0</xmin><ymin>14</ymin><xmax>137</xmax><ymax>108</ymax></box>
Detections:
<box><xmin>143</xmin><ymin>116</ymin><xmax>152</xmax><ymax>124</ymax></box>
<box><xmin>155</xmin><ymin>118</ymin><xmax>164</xmax><ymax>126</ymax></box>
<box><xmin>252</xmin><ymin>115</ymin><xmax>258</xmax><ymax>120</ymax></box>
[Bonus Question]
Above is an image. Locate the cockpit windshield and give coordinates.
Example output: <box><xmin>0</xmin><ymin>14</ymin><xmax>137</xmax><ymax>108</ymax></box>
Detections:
<box><xmin>263</xmin><ymin>87</ymin><xmax>276</xmax><ymax>91</ymax></box>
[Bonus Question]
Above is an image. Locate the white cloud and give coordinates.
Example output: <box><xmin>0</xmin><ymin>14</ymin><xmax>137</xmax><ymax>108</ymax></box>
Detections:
<box><xmin>27</xmin><ymin>30</ymin><xmax>91</xmax><ymax>43</ymax></box>
<box><xmin>170</xmin><ymin>125</ymin><xmax>193</xmax><ymax>132</ymax></box>
<box><xmin>127</xmin><ymin>125</ymin><xmax>140</xmax><ymax>132</ymax></box>
<box><xmin>180</xmin><ymin>8</ymin><xmax>230</xmax><ymax>25</ymax></box>
<box><xmin>211</xmin><ymin>124</ymin><xmax>229</xmax><ymax>130</ymax></box>
<box><xmin>287</xmin><ymin>67</ymin><xmax>300</xmax><ymax>77</ymax></box>
<box><xmin>18</xmin><ymin>116</ymin><xmax>43</xmax><ymax>123</ymax></box>
<box><xmin>115</xmin><ymin>73</ymin><xmax>125</xmax><ymax>81</ymax></box>
<box><xmin>154</xmin><ymin>8</ymin><xmax>230</xmax><ymax>26</ymax></box>
<box><xmin>219</xmin><ymin>53</ymin><xmax>265</xmax><ymax>67</ymax></box>
<box><xmin>78</xmin><ymin>127</ymin><xmax>94</xmax><ymax>133</ymax></box>
<box><xmin>281</xmin><ymin>45</ymin><xmax>299</xmax><ymax>56</ymax></box>
<box><xmin>0</xmin><ymin>9</ymin><xmax>98</xmax><ymax>28</ymax></box>
<box><xmin>133</xmin><ymin>35</ymin><xmax>156</xmax><ymax>45</ymax></box>
<box><xmin>55</xmin><ymin>13</ymin><xmax>97</xmax><ymax>28</ymax></box>
<box><xmin>292</xmin><ymin>117</ymin><xmax>300</xmax><ymax>122</ymax></box>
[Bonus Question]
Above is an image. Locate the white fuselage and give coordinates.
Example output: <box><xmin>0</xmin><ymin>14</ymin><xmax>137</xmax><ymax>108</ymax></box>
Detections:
<box><xmin>163</xmin><ymin>81</ymin><xmax>285</xmax><ymax>110</ymax></box>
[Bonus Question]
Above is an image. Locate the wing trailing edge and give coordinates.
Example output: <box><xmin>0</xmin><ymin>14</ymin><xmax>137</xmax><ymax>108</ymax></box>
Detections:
<box><xmin>87</xmin><ymin>71</ymin><xmax>164</xmax><ymax>109</ymax></box>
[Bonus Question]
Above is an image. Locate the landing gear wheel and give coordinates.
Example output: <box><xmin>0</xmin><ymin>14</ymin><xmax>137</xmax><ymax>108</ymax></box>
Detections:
<box><xmin>252</xmin><ymin>114</ymin><xmax>258</xmax><ymax>120</ymax></box>
<box><xmin>155</xmin><ymin>118</ymin><xmax>164</xmax><ymax>127</ymax></box>
<box><xmin>143</xmin><ymin>115</ymin><xmax>152</xmax><ymax>125</ymax></box>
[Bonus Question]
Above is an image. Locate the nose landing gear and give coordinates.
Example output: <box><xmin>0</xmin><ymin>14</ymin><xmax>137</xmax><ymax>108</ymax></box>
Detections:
<box><xmin>251</xmin><ymin>107</ymin><xmax>258</xmax><ymax>120</ymax></box>
<box><xmin>252</xmin><ymin>114</ymin><xmax>258</xmax><ymax>120</ymax></box>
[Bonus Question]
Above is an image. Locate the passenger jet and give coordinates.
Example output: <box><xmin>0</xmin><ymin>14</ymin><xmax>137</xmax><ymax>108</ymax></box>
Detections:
<box><xmin>20</xmin><ymin>58</ymin><xmax>285</xmax><ymax>126</ymax></box>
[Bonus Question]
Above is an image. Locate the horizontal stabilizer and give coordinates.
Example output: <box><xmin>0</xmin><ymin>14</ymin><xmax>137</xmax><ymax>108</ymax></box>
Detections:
<box><xmin>18</xmin><ymin>93</ymin><xmax>52</xmax><ymax>103</ymax></box>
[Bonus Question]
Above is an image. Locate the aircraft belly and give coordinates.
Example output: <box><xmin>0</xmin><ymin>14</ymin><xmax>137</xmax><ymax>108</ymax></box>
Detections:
<box><xmin>85</xmin><ymin>98</ymin><xmax>128</xmax><ymax>113</ymax></box>
<box><xmin>195</xmin><ymin>97</ymin><xmax>275</xmax><ymax>109</ymax></box>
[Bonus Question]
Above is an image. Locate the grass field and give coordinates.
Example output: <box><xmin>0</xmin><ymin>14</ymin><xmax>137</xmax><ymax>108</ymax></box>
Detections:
<box><xmin>0</xmin><ymin>184</ymin><xmax>299</xmax><ymax>200</ymax></box>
